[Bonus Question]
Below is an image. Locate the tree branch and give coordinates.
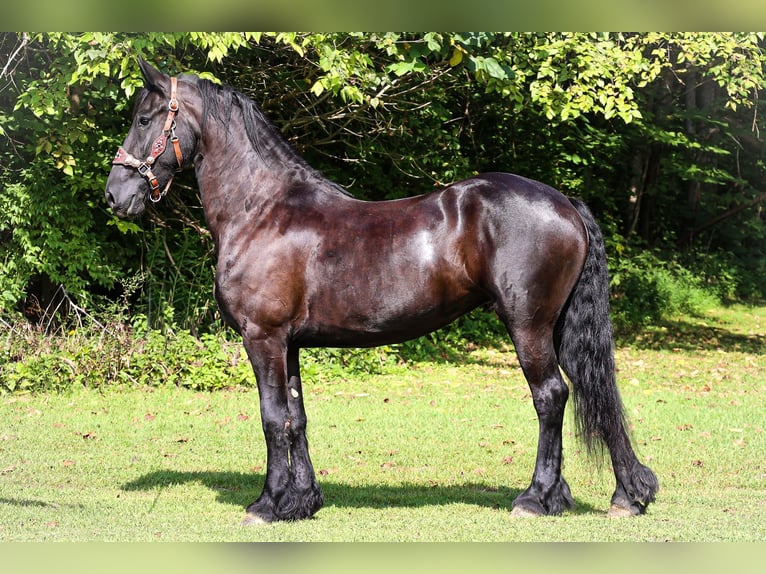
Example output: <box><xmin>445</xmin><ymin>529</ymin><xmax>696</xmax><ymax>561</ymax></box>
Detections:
<box><xmin>0</xmin><ymin>32</ymin><xmax>29</xmax><ymax>85</ymax></box>
<box><xmin>687</xmin><ymin>189</ymin><xmax>766</xmax><ymax>242</ymax></box>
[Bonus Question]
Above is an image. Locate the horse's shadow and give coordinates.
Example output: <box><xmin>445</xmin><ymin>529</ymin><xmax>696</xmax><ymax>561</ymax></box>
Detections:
<box><xmin>121</xmin><ymin>470</ymin><xmax>600</xmax><ymax>515</ymax></box>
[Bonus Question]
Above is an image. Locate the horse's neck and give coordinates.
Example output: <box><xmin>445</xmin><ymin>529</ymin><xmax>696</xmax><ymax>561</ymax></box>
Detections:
<box><xmin>193</xmin><ymin>112</ymin><xmax>332</xmax><ymax>242</ymax></box>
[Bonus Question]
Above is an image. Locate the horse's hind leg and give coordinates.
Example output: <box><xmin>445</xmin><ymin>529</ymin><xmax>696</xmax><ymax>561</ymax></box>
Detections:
<box><xmin>508</xmin><ymin>325</ymin><xmax>574</xmax><ymax>516</ymax></box>
<box><xmin>242</xmin><ymin>339</ymin><xmax>322</xmax><ymax>524</ymax></box>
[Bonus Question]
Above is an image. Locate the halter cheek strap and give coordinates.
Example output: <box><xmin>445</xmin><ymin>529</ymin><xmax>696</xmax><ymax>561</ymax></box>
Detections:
<box><xmin>112</xmin><ymin>76</ymin><xmax>184</xmax><ymax>202</ymax></box>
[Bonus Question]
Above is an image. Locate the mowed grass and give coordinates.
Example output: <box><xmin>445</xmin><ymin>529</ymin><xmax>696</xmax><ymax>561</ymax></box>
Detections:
<box><xmin>1</xmin><ymin>305</ymin><xmax>764</xmax><ymax>541</ymax></box>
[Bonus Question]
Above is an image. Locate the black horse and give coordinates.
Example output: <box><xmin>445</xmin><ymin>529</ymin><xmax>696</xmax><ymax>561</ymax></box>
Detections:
<box><xmin>106</xmin><ymin>59</ymin><xmax>658</xmax><ymax>524</ymax></box>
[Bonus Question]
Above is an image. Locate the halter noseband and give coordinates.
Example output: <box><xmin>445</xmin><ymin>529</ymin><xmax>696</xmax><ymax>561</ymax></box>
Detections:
<box><xmin>112</xmin><ymin>76</ymin><xmax>183</xmax><ymax>202</ymax></box>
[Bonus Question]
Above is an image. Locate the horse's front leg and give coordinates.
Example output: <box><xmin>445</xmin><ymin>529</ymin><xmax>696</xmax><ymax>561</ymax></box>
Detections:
<box><xmin>241</xmin><ymin>339</ymin><xmax>323</xmax><ymax>524</ymax></box>
<box><xmin>278</xmin><ymin>345</ymin><xmax>323</xmax><ymax>518</ymax></box>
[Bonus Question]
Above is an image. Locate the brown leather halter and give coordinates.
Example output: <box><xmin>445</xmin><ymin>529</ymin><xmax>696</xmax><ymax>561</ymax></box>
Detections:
<box><xmin>112</xmin><ymin>76</ymin><xmax>183</xmax><ymax>202</ymax></box>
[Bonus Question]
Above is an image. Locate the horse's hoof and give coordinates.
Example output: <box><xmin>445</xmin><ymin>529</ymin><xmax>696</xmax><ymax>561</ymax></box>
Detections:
<box><xmin>511</xmin><ymin>505</ymin><xmax>542</xmax><ymax>517</ymax></box>
<box><xmin>241</xmin><ymin>511</ymin><xmax>270</xmax><ymax>526</ymax></box>
<box><xmin>607</xmin><ymin>504</ymin><xmax>639</xmax><ymax>518</ymax></box>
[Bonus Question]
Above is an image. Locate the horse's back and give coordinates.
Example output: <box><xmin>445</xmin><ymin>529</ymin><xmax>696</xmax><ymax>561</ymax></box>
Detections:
<box><xmin>439</xmin><ymin>172</ymin><xmax>588</xmax><ymax>268</ymax></box>
<box><xmin>447</xmin><ymin>172</ymin><xmax>583</xmax><ymax>224</ymax></box>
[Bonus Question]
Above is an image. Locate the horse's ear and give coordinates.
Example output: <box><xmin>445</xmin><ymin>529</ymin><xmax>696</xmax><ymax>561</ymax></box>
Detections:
<box><xmin>137</xmin><ymin>57</ymin><xmax>169</xmax><ymax>94</ymax></box>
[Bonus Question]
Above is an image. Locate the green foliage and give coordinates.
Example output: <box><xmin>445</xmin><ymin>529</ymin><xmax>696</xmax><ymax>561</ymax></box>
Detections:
<box><xmin>1</xmin><ymin>32</ymin><xmax>765</xmax><ymax>333</ymax></box>
<box><xmin>0</xmin><ymin>318</ymin><xmax>253</xmax><ymax>394</ymax></box>
<box><xmin>609</xmin><ymin>247</ymin><xmax>721</xmax><ymax>329</ymax></box>
<box><xmin>0</xmin><ymin>174</ymin><xmax>120</xmax><ymax>310</ymax></box>
<box><xmin>0</xmin><ymin>306</ymin><xmax>509</xmax><ymax>395</ymax></box>
<box><xmin>135</xmin><ymin>223</ymin><xmax>217</xmax><ymax>334</ymax></box>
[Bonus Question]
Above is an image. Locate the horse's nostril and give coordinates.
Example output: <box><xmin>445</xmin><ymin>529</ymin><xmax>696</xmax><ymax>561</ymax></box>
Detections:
<box><xmin>105</xmin><ymin>189</ymin><xmax>116</xmax><ymax>208</ymax></box>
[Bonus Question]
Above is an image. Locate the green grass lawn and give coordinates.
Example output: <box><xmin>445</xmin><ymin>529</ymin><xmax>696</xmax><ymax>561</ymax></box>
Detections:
<box><xmin>1</xmin><ymin>305</ymin><xmax>764</xmax><ymax>541</ymax></box>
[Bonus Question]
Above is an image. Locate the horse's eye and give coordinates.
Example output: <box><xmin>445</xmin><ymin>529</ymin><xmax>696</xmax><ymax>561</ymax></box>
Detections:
<box><xmin>137</xmin><ymin>116</ymin><xmax>151</xmax><ymax>127</ymax></box>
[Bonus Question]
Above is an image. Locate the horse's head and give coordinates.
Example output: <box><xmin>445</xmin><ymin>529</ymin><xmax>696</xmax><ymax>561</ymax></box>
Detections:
<box><xmin>105</xmin><ymin>59</ymin><xmax>197</xmax><ymax>217</ymax></box>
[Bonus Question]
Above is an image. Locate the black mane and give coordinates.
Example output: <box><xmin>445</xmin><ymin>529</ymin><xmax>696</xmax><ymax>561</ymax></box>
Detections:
<box><xmin>193</xmin><ymin>75</ymin><xmax>352</xmax><ymax>197</ymax></box>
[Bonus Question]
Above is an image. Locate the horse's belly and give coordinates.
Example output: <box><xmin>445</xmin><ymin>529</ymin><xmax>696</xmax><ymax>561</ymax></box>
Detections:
<box><xmin>295</xmin><ymin>290</ymin><xmax>487</xmax><ymax>348</ymax></box>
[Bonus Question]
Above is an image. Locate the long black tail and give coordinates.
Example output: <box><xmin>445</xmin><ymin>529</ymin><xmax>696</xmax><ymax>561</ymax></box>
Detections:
<box><xmin>556</xmin><ymin>198</ymin><xmax>659</xmax><ymax>512</ymax></box>
<box><xmin>555</xmin><ymin>198</ymin><xmax>626</xmax><ymax>456</ymax></box>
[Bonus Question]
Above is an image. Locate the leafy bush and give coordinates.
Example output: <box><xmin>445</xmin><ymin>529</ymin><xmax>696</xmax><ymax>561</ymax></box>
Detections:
<box><xmin>1</xmin><ymin>303</ymin><xmax>513</xmax><ymax>395</ymax></box>
<box><xmin>609</xmin><ymin>248</ymin><xmax>721</xmax><ymax>329</ymax></box>
<box><xmin>0</xmin><ymin>318</ymin><xmax>253</xmax><ymax>394</ymax></box>
<box><xmin>679</xmin><ymin>248</ymin><xmax>763</xmax><ymax>304</ymax></box>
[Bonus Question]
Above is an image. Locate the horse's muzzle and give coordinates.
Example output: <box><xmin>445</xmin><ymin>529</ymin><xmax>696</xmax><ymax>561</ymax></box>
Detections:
<box><xmin>105</xmin><ymin>185</ymin><xmax>145</xmax><ymax>218</ymax></box>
